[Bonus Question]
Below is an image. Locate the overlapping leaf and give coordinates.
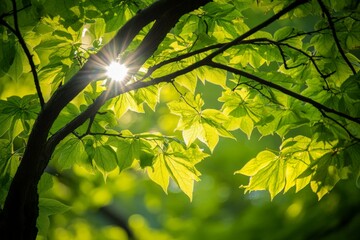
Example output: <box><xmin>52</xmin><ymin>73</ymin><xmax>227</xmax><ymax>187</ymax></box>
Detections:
<box><xmin>52</xmin><ymin>137</ymin><xmax>88</xmax><ymax>170</ymax></box>
<box><xmin>147</xmin><ymin>141</ymin><xmax>208</xmax><ymax>200</ymax></box>
<box><xmin>168</xmin><ymin>93</ymin><xmax>233</xmax><ymax>151</ymax></box>
<box><xmin>0</xmin><ymin>95</ymin><xmax>40</xmax><ymax>139</ymax></box>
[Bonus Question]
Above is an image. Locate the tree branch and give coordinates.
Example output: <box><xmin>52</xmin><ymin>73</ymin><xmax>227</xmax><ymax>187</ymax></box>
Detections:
<box><xmin>124</xmin><ymin>0</ymin><xmax>211</xmax><ymax>77</ymax></box>
<box><xmin>140</xmin><ymin>43</ymin><xmax>225</xmax><ymax>81</ymax></box>
<box><xmin>96</xmin><ymin>0</ymin><xmax>184</xmax><ymax>64</ymax></box>
<box><xmin>7</xmin><ymin>0</ymin><xmax>45</xmax><ymax>109</ymax></box>
<box><xmin>207</xmin><ymin>61</ymin><xmax>360</xmax><ymax>126</ymax></box>
<box><xmin>317</xmin><ymin>0</ymin><xmax>356</xmax><ymax>75</ymax></box>
<box><xmin>138</xmin><ymin>0</ymin><xmax>311</xmax><ymax>84</ymax></box>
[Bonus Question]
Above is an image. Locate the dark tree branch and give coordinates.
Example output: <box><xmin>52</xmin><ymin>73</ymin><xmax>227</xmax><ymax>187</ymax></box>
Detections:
<box><xmin>139</xmin><ymin>43</ymin><xmax>225</xmax><ymax>81</ymax></box>
<box><xmin>96</xmin><ymin>0</ymin><xmax>182</xmax><ymax>64</ymax></box>
<box><xmin>0</xmin><ymin>3</ymin><xmax>31</xmax><ymax>19</ymax></box>
<box><xmin>207</xmin><ymin>61</ymin><xmax>360</xmax><ymax>126</ymax></box>
<box><xmin>319</xmin><ymin>110</ymin><xmax>360</xmax><ymax>141</ymax></box>
<box><xmin>317</xmin><ymin>0</ymin><xmax>357</xmax><ymax>75</ymax></box>
<box><xmin>4</xmin><ymin>0</ymin><xmax>45</xmax><ymax>109</ymax></box>
<box><xmin>139</xmin><ymin>0</ymin><xmax>311</xmax><ymax>84</ymax></box>
<box><xmin>125</xmin><ymin>0</ymin><xmax>211</xmax><ymax>77</ymax></box>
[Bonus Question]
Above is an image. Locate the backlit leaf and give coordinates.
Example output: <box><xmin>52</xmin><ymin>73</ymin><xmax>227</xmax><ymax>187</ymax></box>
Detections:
<box><xmin>237</xmin><ymin>150</ymin><xmax>285</xmax><ymax>200</ymax></box>
<box><xmin>147</xmin><ymin>141</ymin><xmax>207</xmax><ymax>200</ymax></box>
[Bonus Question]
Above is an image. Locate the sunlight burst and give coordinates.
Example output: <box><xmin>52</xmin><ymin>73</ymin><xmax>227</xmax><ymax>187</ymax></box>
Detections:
<box><xmin>106</xmin><ymin>62</ymin><xmax>128</xmax><ymax>82</ymax></box>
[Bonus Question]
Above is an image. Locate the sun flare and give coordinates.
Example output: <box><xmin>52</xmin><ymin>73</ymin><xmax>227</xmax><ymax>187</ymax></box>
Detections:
<box><xmin>106</xmin><ymin>62</ymin><xmax>128</xmax><ymax>82</ymax></box>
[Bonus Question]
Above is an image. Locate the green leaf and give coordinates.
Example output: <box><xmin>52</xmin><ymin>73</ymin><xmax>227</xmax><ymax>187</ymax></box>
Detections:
<box><xmin>201</xmin><ymin>67</ymin><xmax>227</xmax><ymax>87</ymax></box>
<box><xmin>113</xmin><ymin>137</ymin><xmax>140</xmax><ymax>170</ymax></box>
<box><xmin>310</xmin><ymin>33</ymin><xmax>336</xmax><ymax>57</ymax></box>
<box><xmin>284</xmin><ymin>155</ymin><xmax>311</xmax><ymax>193</ymax></box>
<box><xmin>274</xmin><ymin>26</ymin><xmax>294</xmax><ymax>41</ymax></box>
<box><xmin>38</xmin><ymin>173</ymin><xmax>54</xmax><ymax>194</ymax></box>
<box><xmin>93</xmin><ymin>144</ymin><xmax>117</xmax><ymax>179</ymax></box>
<box><xmin>7</xmin><ymin>44</ymin><xmax>24</xmax><ymax>81</ymax></box>
<box><xmin>219</xmin><ymin>89</ymin><xmax>261</xmax><ymax>138</ymax></box>
<box><xmin>344</xmin><ymin>142</ymin><xmax>360</xmax><ymax>187</ymax></box>
<box><xmin>0</xmin><ymin>95</ymin><xmax>39</xmax><ymax>139</ymax></box>
<box><xmin>105</xmin><ymin>8</ymin><xmax>126</xmax><ymax>32</ymax></box>
<box><xmin>134</xmin><ymin>85</ymin><xmax>159</xmax><ymax>111</ymax></box>
<box><xmin>0</xmin><ymin>113</ymin><xmax>13</xmax><ymax>138</ymax></box>
<box><xmin>53</xmin><ymin>137</ymin><xmax>87</xmax><ymax>170</ymax></box>
<box><xmin>309</xmin><ymin>152</ymin><xmax>350</xmax><ymax>200</ymax></box>
<box><xmin>147</xmin><ymin>149</ymin><xmax>170</xmax><ymax>194</ymax></box>
<box><xmin>237</xmin><ymin>151</ymin><xmax>278</xmax><ymax>176</ymax></box>
<box><xmin>0</xmin><ymin>139</ymin><xmax>12</xmax><ymax>176</ymax></box>
<box><xmin>168</xmin><ymin>94</ymin><xmax>232</xmax><ymax>151</ymax></box>
<box><xmin>38</xmin><ymin>198</ymin><xmax>71</xmax><ymax>216</ymax></box>
<box><xmin>51</xmin><ymin>103</ymin><xmax>81</xmax><ymax>133</ymax></box>
<box><xmin>341</xmin><ymin>72</ymin><xmax>360</xmax><ymax>100</ymax></box>
<box><xmin>113</xmin><ymin>91</ymin><xmax>144</xmax><ymax>119</ymax></box>
<box><xmin>174</xmin><ymin>72</ymin><xmax>198</xmax><ymax>93</ymax></box>
<box><xmin>0</xmin><ymin>139</ymin><xmax>14</xmax><ymax>207</ymax></box>
<box><xmin>147</xmin><ymin>141</ymin><xmax>206</xmax><ymax>200</ymax></box>
<box><xmin>37</xmin><ymin>198</ymin><xmax>71</xmax><ymax>238</ymax></box>
<box><xmin>139</xmin><ymin>150</ymin><xmax>154</xmax><ymax>168</ymax></box>
<box><xmin>236</xmin><ymin>150</ymin><xmax>285</xmax><ymax>200</ymax></box>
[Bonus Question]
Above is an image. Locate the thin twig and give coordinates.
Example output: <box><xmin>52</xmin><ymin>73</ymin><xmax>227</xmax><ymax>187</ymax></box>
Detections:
<box><xmin>0</xmin><ymin>3</ymin><xmax>31</xmax><ymax>19</ymax></box>
<box><xmin>170</xmin><ymin>81</ymin><xmax>200</xmax><ymax>113</ymax></box>
<box><xmin>317</xmin><ymin>0</ymin><xmax>356</xmax><ymax>75</ymax></box>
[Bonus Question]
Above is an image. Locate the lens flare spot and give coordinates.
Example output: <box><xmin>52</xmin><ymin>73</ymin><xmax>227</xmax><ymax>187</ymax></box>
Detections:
<box><xmin>106</xmin><ymin>62</ymin><xmax>128</xmax><ymax>82</ymax></box>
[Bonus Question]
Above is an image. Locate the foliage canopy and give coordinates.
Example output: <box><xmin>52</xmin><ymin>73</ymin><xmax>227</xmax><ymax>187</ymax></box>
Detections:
<box><xmin>0</xmin><ymin>0</ymin><xmax>359</xmax><ymax>239</ymax></box>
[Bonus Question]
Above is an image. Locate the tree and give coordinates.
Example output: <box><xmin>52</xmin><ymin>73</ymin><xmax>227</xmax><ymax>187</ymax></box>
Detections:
<box><xmin>0</xmin><ymin>0</ymin><xmax>359</xmax><ymax>239</ymax></box>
